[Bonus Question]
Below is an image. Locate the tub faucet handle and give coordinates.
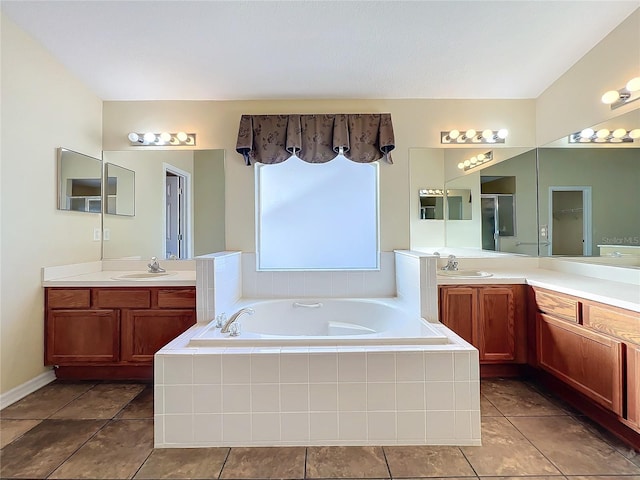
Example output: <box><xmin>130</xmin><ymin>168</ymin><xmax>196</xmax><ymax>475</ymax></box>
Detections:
<box><xmin>215</xmin><ymin>313</ymin><xmax>226</xmax><ymax>329</ymax></box>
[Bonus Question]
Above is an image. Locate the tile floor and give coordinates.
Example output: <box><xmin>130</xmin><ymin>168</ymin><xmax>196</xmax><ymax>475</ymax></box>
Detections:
<box><xmin>1</xmin><ymin>378</ymin><xmax>639</xmax><ymax>479</ymax></box>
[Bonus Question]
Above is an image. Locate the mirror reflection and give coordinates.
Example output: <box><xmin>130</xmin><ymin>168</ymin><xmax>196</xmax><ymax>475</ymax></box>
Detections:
<box><xmin>419</xmin><ymin>189</ymin><xmax>444</xmax><ymax>220</ymax></box>
<box><xmin>101</xmin><ymin>149</ymin><xmax>225</xmax><ymax>260</ymax></box>
<box><xmin>104</xmin><ymin>163</ymin><xmax>135</xmax><ymax>216</ymax></box>
<box><xmin>446</xmin><ymin>189</ymin><xmax>472</xmax><ymax>220</ymax></box>
<box><xmin>57</xmin><ymin>147</ymin><xmax>102</xmax><ymax>213</ymax></box>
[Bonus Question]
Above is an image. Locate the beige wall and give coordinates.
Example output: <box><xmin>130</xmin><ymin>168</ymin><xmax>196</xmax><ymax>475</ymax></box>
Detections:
<box><xmin>0</xmin><ymin>13</ymin><xmax>103</xmax><ymax>393</ymax></box>
<box><xmin>103</xmin><ymin>99</ymin><xmax>537</xmax><ymax>253</ymax></box>
<box><xmin>537</xmin><ymin>8</ymin><xmax>640</xmax><ymax>145</ymax></box>
<box><xmin>193</xmin><ymin>150</ymin><xmax>226</xmax><ymax>256</ymax></box>
<box><xmin>409</xmin><ymin>148</ymin><xmax>445</xmax><ymax>248</ymax></box>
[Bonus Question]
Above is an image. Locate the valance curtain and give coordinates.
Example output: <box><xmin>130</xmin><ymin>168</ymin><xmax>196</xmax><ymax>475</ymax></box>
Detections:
<box><xmin>236</xmin><ymin>113</ymin><xmax>395</xmax><ymax>165</ymax></box>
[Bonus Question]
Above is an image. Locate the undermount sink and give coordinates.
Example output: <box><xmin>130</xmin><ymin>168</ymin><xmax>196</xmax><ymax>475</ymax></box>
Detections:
<box><xmin>113</xmin><ymin>272</ymin><xmax>177</xmax><ymax>280</ymax></box>
<box><xmin>437</xmin><ymin>270</ymin><xmax>493</xmax><ymax>278</ymax></box>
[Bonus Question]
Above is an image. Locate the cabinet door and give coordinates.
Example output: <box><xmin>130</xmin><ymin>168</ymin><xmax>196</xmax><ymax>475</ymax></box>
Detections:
<box><xmin>439</xmin><ymin>286</ymin><xmax>476</xmax><ymax>345</ymax></box>
<box><xmin>537</xmin><ymin>313</ymin><xmax>623</xmax><ymax>415</ymax></box>
<box><xmin>121</xmin><ymin>309</ymin><xmax>196</xmax><ymax>363</ymax></box>
<box><xmin>626</xmin><ymin>343</ymin><xmax>640</xmax><ymax>432</ymax></box>
<box><xmin>46</xmin><ymin>309</ymin><xmax>119</xmax><ymax>364</ymax></box>
<box><xmin>478</xmin><ymin>287</ymin><xmax>516</xmax><ymax>362</ymax></box>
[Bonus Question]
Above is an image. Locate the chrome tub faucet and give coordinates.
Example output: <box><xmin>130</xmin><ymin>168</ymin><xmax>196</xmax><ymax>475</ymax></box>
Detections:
<box><xmin>221</xmin><ymin>307</ymin><xmax>255</xmax><ymax>334</ymax></box>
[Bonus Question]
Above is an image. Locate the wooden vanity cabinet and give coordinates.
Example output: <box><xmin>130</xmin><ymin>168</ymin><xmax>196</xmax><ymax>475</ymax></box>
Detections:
<box><xmin>439</xmin><ymin>284</ymin><xmax>526</xmax><ymax>371</ymax></box>
<box><xmin>45</xmin><ymin>286</ymin><xmax>196</xmax><ymax>380</ymax></box>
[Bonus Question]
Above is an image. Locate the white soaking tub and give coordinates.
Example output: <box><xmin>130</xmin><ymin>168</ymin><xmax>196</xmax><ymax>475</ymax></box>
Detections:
<box><xmin>188</xmin><ymin>298</ymin><xmax>449</xmax><ymax>346</ymax></box>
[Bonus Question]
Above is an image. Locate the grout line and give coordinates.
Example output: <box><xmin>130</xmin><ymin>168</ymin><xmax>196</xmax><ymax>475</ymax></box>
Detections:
<box><xmin>304</xmin><ymin>446</ymin><xmax>308</xmax><ymax>479</ymax></box>
<box><xmin>380</xmin><ymin>445</ymin><xmax>393</xmax><ymax>479</ymax></box>
<box><xmin>457</xmin><ymin>446</ymin><xmax>480</xmax><ymax>478</ymax></box>
<box><xmin>217</xmin><ymin>445</ymin><xmax>232</xmax><ymax>479</ymax></box>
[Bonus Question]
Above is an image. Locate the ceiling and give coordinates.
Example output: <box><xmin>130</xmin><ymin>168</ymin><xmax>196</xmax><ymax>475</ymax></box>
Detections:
<box><xmin>2</xmin><ymin>1</ymin><xmax>638</xmax><ymax>101</ymax></box>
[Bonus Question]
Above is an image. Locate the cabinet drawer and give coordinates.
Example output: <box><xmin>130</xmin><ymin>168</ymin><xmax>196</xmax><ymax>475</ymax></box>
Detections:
<box><xmin>157</xmin><ymin>288</ymin><xmax>196</xmax><ymax>309</ymax></box>
<box><xmin>583</xmin><ymin>303</ymin><xmax>640</xmax><ymax>345</ymax></box>
<box><xmin>93</xmin><ymin>289</ymin><xmax>150</xmax><ymax>308</ymax></box>
<box><xmin>533</xmin><ymin>288</ymin><xmax>580</xmax><ymax>322</ymax></box>
<box><xmin>47</xmin><ymin>289</ymin><xmax>91</xmax><ymax>309</ymax></box>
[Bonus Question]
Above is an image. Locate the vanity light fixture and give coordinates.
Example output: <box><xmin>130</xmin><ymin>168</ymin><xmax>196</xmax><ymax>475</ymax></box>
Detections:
<box><xmin>601</xmin><ymin>76</ymin><xmax>640</xmax><ymax>110</ymax></box>
<box><xmin>441</xmin><ymin>128</ymin><xmax>508</xmax><ymax>144</ymax></box>
<box><xmin>419</xmin><ymin>188</ymin><xmax>447</xmax><ymax>196</ymax></box>
<box><xmin>569</xmin><ymin>127</ymin><xmax>640</xmax><ymax>143</ymax></box>
<box><xmin>457</xmin><ymin>151</ymin><xmax>493</xmax><ymax>171</ymax></box>
<box><xmin>127</xmin><ymin>132</ymin><xmax>196</xmax><ymax>146</ymax></box>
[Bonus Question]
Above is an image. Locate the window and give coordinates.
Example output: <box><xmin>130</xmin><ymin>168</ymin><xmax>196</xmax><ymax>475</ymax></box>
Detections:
<box><xmin>256</xmin><ymin>155</ymin><xmax>379</xmax><ymax>270</ymax></box>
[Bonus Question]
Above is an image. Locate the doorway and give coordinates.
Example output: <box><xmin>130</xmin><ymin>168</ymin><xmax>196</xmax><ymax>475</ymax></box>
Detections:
<box><xmin>164</xmin><ymin>164</ymin><xmax>191</xmax><ymax>259</ymax></box>
<box><xmin>481</xmin><ymin>194</ymin><xmax>516</xmax><ymax>251</ymax></box>
<box><xmin>548</xmin><ymin>186</ymin><xmax>592</xmax><ymax>256</ymax></box>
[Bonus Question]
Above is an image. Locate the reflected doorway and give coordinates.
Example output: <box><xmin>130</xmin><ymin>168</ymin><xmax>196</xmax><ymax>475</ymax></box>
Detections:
<box><xmin>481</xmin><ymin>194</ymin><xmax>516</xmax><ymax>251</ymax></box>
<box><xmin>549</xmin><ymin>186</ymin><xmax>592</xmax><ymax>256</ymax></box>
<box><xmin>164</xmin><ymin>164</ymin><xmax>191</xmax><ymax>259</ymax></box>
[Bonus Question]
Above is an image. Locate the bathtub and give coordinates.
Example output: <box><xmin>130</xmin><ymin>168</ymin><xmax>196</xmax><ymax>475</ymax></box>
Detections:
<box><xmin>188</xmin><ymin>298</ymin><xmax>449</xmax><ymax>347</ymax></box>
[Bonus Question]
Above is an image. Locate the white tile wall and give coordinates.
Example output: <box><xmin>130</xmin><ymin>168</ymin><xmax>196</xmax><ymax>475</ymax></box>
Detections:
<box><xmin>156</xmin><ymin>346</ymin><xmax>480</xmax><ymax>447</ymax></box>
<box><xmin>196</xmin><ymin>252</ymin><xmax>242</xmax><ymax>323</ymax></box>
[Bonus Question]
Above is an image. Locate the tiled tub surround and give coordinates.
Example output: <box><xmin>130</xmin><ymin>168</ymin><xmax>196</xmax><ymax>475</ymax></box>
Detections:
<box><xmin>157</xmin><ymin>251</ymin><xmax>481</xmax><ymax>447</ymax></box>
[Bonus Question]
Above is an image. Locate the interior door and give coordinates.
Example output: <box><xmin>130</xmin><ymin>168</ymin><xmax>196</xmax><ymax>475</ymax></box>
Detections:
<box><xmin>166</xmin><ymin>175</ymin><xmax>180</xmax><ymax>258</ymax></box>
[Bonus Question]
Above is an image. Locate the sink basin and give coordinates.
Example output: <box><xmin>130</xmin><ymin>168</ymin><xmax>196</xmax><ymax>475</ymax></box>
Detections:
<box><xmin>437</xmin><ymin>270</ymin><xmax>493</xmax><ymax>278</ymax></box>
<box><xmin>113</xmin><ymin>272</ymin><xmax>177</xmax><ymax>280</ymax></box>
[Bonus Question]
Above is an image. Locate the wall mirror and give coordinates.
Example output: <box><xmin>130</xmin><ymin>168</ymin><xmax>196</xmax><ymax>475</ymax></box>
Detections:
<box><xmin>418</xmin><ymin>189</ymin><xmax>445</xmax><ymax>220</ymax></box>
<box><xmin>104</xmin><ymin>163</ymin><xmax>135</xmax><ymax>216</ymax></box>
<box><xmin>57</xmin><ymin>147</ymin><xmax>102</xmax><ymax>213</ymax></box>
<box><xmin>101</xmin><ymin>149</ymin><xmax>225</xmax><ymax>260</ymax></box>
<box><xmin>445</xmin><ymin>188</ymin><xmax>472</xmax><ymax>220</ymax></box>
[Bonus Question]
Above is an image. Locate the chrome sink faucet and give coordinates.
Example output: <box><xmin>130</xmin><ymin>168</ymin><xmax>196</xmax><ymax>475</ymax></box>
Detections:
<box><xmin>441</xmin><ymin>254</ymin><xmax>459</xmax><ymax>271</ymax></box>
<box><xmin>221</xmin><ymin>307</ymin><xmax>254</xmax><ymax>334</ymax></box>
<box><xmin>148</xmin><ymin>257</ymin><xmax>166</xmax><ymax>273</ymax></box>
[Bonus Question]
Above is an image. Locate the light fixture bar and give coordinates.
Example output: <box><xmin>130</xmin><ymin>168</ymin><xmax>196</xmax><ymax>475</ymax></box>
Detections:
<box><xmin>568</xmin><ymin>127</ymin><xmax>640</xmax><ymax>144</ymax></box>
<box><xmin>601</xmin><ymin>77</ymin><xmax>640</xmax><ymax>110</ymax></box>
<box><xmin>457</xmin><ymin>151</ymin><xmax>493</xmax><ymax>171</ymax></box>
<box><xmin>127</xmin><ymin>132</ymin><xmax>196</xmax><ymax>146</ymax></box>
<box><xmin>441</xmin><ymin>129</ymin><xmax>508</xmax><ymax>144</ymax></box>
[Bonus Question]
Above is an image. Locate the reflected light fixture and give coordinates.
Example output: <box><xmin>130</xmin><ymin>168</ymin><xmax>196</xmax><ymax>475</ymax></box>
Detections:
<box><xmin>419</xmin><ymin>188</ymin><xmax>446</xmax><ymax>196</ymax></box>
<box><xmin>127</xmin><ymin>132</ymin><xmax>196</xmax><ymax>146</ymax></box>
<box><xmin>457</xmin><ymin>151</ymin><xmax>493</xmax><ymax>171</ymax></box>
<box><xmin>441</xmin><ymin>128</ymin><xmax>508</xmax><ymax>144</ymax></box>
<box><xmin>601</xmin><ymin>76</ymin><xmax>640</xmax><ymax>110</ymax></box>
<box><xmin>569</xmin><ymin>127</ymin><xmax>639</xmax><ymax>143</ymax></box>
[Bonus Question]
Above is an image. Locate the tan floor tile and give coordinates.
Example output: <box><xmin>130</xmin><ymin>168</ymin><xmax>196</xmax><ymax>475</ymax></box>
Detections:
<box><xmin>566</xmin><ymin>477</ymin><xmax>640</xmax><ymax>480</ymax></box>
<box><xmin>49</xmin><ymin>419</ymin><xmax>153</xmax><ymax>479</ymax></box>
<box><xmin>220</xmin><ymin>446</ymin><xmax>305</xmax><ymax>479</ymax></box>
<box><xmin>116</xmin><ymin>385</ymin><xmax>154</xmax><ymax>419</ymax></box>
<box><xmin>0</xmin><ymin>418</ymin><xmax>41</xmax><ymax>448</ymax></box>
<box><xmin>481</xmin><ymin>394</ymin><xmax>502</xmax><ymax>416</ymax></box>
<box><xmin>384</xmin><ymin>446</ymin><xmax>475</xmax><ymax>477</ymax></box>
<box><xmin>482</xmin><ymin>379</ymin><xmax>567</xmax><ymax>416</ymax></box>
<box><xmin>0</xmin><ymin>419</ymin><xmax>106</xmax><ymax>478</ymax></box>
<box><xmin>461</xmin><ymin>417</ymin><xmax>561</xmax><ymax>476</ymax></box>
<box><xmin>479</xmin><ymin>477</ymin><xmax>566</xmax><ymax>480</ymax></box>
<box><xmin>51</xmin><ymin>383</ymin><xmax>145</xmax><ymax>419</ymax></box>
<box><xmin>510</xmin><ymin>416</ymin><xmax>640</xmax><ymax>475</ymax></box>
<box><xmin>0</xmin><ymin>382</ymin><xmax>95</xmax><ymax>419</ymax></box>
<box><xmin>306</xmin><ymin>446</ymin><xmax>389</xmax><ymax>479</ymax></box>
<box><xmin>134</xmin><ymin>447</ymin><xmax>229</xmax><ymax>479</ymax></box>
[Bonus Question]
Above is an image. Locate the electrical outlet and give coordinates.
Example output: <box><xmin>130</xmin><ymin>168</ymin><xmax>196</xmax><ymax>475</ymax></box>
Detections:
<box><xmin>103</xmin><ymin>228</ymin><xmax>110</xmax><ymax>241</ymax></box>
<box><xmin>540</xmin><ymin>225</ymin><xmax>548</xmax><ymax>238</ymax></box>
<box><xmin>93</xmin><ymin>228</ymin><xmax>101</xmax><ymax>241</ymax></box>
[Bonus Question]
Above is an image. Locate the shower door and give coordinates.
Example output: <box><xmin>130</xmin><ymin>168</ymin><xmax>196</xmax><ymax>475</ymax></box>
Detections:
<box><xmin>481</xmin><ymin>194</ymin><xmax>515</xmax><ymax>251</ymax></box>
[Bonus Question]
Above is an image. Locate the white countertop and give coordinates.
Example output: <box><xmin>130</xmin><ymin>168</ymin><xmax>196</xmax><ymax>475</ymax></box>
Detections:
<box><xmin>437</xmin><ymin>267</ymin><xmax>640</xmax><ymax>313</ymax></box>
<box><xmin>42</xmin><ymin>270</ymin><xmax>196</xmax><ymax>287</ymax></box>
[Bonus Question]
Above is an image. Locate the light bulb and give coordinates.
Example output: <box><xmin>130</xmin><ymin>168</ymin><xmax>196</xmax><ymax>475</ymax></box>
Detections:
<box><xmin>465</xmin><ymin>129</ymin><xmax>476</xmax><ymax>139</ymax></box>
<box><xmin>464</xmin><ymin>159</ymin><xmax>471</xmax><ymax>167</ymax></box>
<box><xmin>626</xmin><ymin>77</ymin><xmax>640</xmax><ymax>92</ymax></box>
<box><xmin>596</xmin><ymin>128</ymin><xmax>610</xmax><ymax>138</ymax></box>
<box><xmin>580</xmin><ymin>128</ymin><xmax>594</xmax><ymax>138</ymax></box>
<box><xmin>143</xmin><ymin>132</ymin><xmax>156</xmax><ymax>144</ymax></box>
<box><xmin>477</xmin><ymin>153</ymin><xmax>485</xmax><ymax>161</ymax></box>
<box><xmin>127</xmin><ymin>132</ymin><xmax>140</xmax><ymax>143</ymax></box>
<box><xmin>176</xmin><ymin>132</ymin><xmax>188</xmax><ymax>142</ymax></box>
<box><xmin>160</xmin><ymin>132</ymin><xmax>171</xmax><ymax>142</ymax></box>
<box><xmin>449</xmin><ymin>129</ymin><xmax>460</xmax><ymax>139</ymax></box>
<box><xmin>482</xmin><ymin>129</ymin><xmax>493</xmax><ymax>140</ymax></box>
<box><xmin>629</xmin><ymin>129</ymin><xmax>640</xmax><ymax>139</ymax></box>
<box><xmin>470</xmin><ymin>156</ymin><xmax>478</xmax><ymax>164</ymax></box>
<box><xmin>457</xmin><ymin>162</ymin><xmax>465</xmax><ymax>170</ymax></box>
<box><xmin>612</xmin><ymin>128</ymin><xmax>627</xmax><ymax>138</ymax></box>
<box><xmin>497</xmin><ymin>128</ymin><xmax>508</xmax><ymax>139</ymax></box>
<box><xmin>601</xmin><ymin>90</ymin><xmax>621</xmax><ymax>104</ymax></box>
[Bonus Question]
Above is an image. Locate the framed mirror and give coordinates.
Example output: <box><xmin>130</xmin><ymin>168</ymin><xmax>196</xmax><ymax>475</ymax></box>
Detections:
<box><xmin>101</xmin><ymin>149</ymin><xmax>225</xmax><ymax>260</ymax></box>
<box><xmin>104</xmin><ymin>163</ymin><xmax>135</xmax><ymax>216</ymax></box>
<box><xmin>57</xmin><ymin>147</ymin><xmax>102</xmax><ymax>213</ymax></box>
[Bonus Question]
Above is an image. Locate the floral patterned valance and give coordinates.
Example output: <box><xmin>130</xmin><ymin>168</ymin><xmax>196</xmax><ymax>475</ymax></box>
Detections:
<box><xmin>235</xmin><ymin>113</ymin><xmax>395</xmax><ymax>166</ymax></box>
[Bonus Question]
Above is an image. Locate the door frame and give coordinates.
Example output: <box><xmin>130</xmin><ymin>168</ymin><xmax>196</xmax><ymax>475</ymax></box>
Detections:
<box><xmin>163</xmin><ymin>163</ymin><xmax>192</xmax><ymax>259</ymax></box>
<box><xmin>548</xmin><ymin>186</ymin><xmax>592</xmax><ymax>256</ymax></box>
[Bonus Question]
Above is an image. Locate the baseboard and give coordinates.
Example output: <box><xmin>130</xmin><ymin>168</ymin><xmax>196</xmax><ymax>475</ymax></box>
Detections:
<box><xmin>0</xmin><ymin>369</ymin><xmax>56</xmax><ymax>410</ymax></box>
